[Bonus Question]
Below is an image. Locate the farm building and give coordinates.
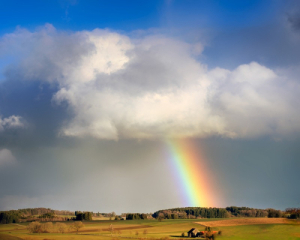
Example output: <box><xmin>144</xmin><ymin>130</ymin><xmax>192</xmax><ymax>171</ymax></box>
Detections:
<box><xmin>188</xmin><ymin>228</ymin><xmax>217</xmax><ymax>238</ymax></box>
<box><xmin>187</xmin><ymin>228</ymin><xmax>199</xmax><ymax>237</ymax></box>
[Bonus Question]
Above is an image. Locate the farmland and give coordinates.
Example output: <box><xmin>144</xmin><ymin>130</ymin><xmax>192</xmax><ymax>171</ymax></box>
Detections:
<box><xmin>0</xmin><ymin>218</ymin><xmax>299</xmax><ymax>240</ymax></box>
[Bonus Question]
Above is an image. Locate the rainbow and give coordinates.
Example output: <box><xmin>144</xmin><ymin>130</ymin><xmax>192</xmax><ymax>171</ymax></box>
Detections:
<box><xmin>166</xmin><ymin>138</ymin><xmax>217</xmax><ymax>207</ymax></box>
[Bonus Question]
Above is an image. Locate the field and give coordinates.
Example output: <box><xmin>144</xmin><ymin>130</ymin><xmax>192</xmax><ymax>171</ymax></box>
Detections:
<box><xmin>196</xmin><ymin>218</ymin><xmax>289</xmax><ymax>227</ymax></box>
<box><xmin>0</xmin><ymin>218</ymin><xmax>299</xmax><ymax>240</ymax></box>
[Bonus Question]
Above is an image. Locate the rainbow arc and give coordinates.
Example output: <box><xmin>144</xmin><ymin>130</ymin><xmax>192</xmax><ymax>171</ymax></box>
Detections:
<box><xmin>166</xmin><ymin>138</ymin><xmax>217</xmax><ymax>207</ymax></box>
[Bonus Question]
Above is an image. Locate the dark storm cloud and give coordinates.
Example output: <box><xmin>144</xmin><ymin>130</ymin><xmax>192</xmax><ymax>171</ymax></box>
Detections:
<box><xmin>0</xmin><ymin>79</ymin><xmax>68</xmax><ymax>149</ymax></box>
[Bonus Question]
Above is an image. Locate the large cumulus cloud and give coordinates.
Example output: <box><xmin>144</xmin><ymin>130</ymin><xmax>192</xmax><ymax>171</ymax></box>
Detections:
<box><xmin>1</xmin><ymin>24</ymin><xmax>300</xmax><ymax>140</ymax></box>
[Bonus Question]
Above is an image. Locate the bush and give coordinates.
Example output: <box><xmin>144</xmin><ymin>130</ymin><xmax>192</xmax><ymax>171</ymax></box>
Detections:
<box><xmin>27</xmin><ymin>222</ymin><xmax>42</xmax><ymax>233</ymax></box>
<box><xmin>71</xmin><ymin>221</ymin><xmax>84</xmax><ymax>233</ymax></box>
<box><xmin>42</xmin><ymin>222</ymin><xmax>53</xmax><ymax>233</ymax></box>
<box><xmin>56</xmin><ymin>222</ymin><xmax>68</xmax><ymax>233</ymax></box>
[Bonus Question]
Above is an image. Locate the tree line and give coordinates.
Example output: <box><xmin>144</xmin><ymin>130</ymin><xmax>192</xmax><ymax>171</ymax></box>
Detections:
<box><xmin>152</xmin><ymin>206</ymin><xmax>284</xmax><ymax>219</ymax></box>
<box><xmin>125</xmin><ymin>213</ymin><xmax>148</xmax><ymax>220</ymax></box>
<box><xmin>226</xmin><ymin>206</ymin><xmax>268</xmax><ymax>217</ymax></box>
<box><xmin>0</xmin><ymin>206</ymin><xmax>292</xmax><ymax>224</ymax></box>
<box><xmin>0</xmin><ymin>211</ymin><xmax>20</xmax><ymax>224</ymax></box>
<box><xmin>226</xmin><ymin>206</ymin><xmax>283</xmax><ymax>218</ymax></box>
<box><xmin>153</xmin><ymin>207</ymin><xmax>230</xmax><ymax>219</ymax></box>
<box><xmin>13</xmin><ymin>208</ymin><xmax>53</xmax><ymax>217</ymax></box>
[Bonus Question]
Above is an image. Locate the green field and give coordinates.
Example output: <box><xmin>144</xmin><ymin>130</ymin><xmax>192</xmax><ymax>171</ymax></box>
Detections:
<box><xmin>0</xmin><ymin>218</ymin><xmax>299</xmax><ymax>240</ymax></box>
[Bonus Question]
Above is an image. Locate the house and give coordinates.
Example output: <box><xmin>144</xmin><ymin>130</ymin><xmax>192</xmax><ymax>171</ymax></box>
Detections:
<box><xmin>187</xmin><ymin>228</ymin><xmax>199</xmax><ymax>238</ymax></box>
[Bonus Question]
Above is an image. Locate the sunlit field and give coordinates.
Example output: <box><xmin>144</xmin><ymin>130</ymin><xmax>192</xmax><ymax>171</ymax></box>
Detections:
<box><xmin>0</xmin><ymin>218</ymin><xmax>299</xmax><ymax>240</ymax></box>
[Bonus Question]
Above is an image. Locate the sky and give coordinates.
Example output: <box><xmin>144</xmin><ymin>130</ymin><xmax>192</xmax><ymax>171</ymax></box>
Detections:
<box><xmin>0</xmin><ymin>0</ymin><xmax>300</xmax><ymax>214</ymax></box>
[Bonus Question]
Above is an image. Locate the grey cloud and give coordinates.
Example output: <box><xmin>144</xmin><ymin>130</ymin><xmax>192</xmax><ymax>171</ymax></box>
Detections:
<box><xmin>0</xmin><ymin>78</ymin><xmax>70</xmax><ymax>151</ymax></box>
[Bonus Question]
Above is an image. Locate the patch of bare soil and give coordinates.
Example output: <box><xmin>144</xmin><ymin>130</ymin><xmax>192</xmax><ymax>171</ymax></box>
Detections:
<box><xmin>196</xmin><ymin>218</ymin><xmax>290</xmax><ymax>227</ymax></box>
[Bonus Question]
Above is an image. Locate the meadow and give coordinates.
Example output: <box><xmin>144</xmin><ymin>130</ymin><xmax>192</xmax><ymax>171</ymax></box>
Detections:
<box><xmin>0</xmin><ymin>218</ymin><xmax>299</xmax><ymax>240</ymax></box>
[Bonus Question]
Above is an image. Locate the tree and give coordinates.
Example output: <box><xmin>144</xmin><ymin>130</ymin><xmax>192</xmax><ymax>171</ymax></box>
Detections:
<box><xmin>83</xmin><ymin>212</ymin><xmax>93</xmax><ymax>221</ymax></box>
<box><xmin>71</xmin><ymin>221</ymin><xmax>84</xmax><ymax>234</ymax></box>
<box><xmin>27</xmin><ymin>222</ymin><xmax>42</xmax><ymax>233</ymax></box>
<box><xmin>43</xmin><ymin>222</ymin><xmax>53</xmax><ymax>233</ymax></box>
<box><xmin>76</xmin><ymin>213</ymin><xmax>83</xmax><ymax>220</ymax></box>
<box><xmin>157</xmin><ymin>212</ymin><xmax>164</xmax><ymax>221</ymax></box>
<box><xmin>267</xmin><ymin>209</ymin><xmax>282</xmax><ymax>218</ymax></box>
<box><xmin>56</xmin><ymin>222</ymin><xmax>67</xmax><ymax>233</ymax></box>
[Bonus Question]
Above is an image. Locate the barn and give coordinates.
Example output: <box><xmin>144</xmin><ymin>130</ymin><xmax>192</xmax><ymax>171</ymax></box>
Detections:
<box><xmin>187</xmin><ymin>228</ymin><xmax>199</xmax><ymax>238</ymax></box>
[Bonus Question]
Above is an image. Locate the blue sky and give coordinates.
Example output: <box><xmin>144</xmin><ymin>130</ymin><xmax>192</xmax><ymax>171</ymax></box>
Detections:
<box><xmin>0</xmin><ymin>1</ymin><xmax>281</xmax><ymax>32</ymax></box>
<box><xmin>0</xmin><ymin>0</ymin><xmax>300</xmax><ymax>213</ymax></box>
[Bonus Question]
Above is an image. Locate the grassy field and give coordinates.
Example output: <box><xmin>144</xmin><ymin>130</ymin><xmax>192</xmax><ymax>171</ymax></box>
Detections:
<box><xmin>0</xmin><ymin>218</ymin><xmax>299</xmax><ymax>240</ymax></box>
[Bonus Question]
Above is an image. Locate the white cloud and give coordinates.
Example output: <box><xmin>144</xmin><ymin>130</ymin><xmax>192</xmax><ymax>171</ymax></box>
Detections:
<box><xmin>207</xmin><ymin>62</ymin><xmax>300</xmax><ymax>138</ymax></box>
<box><xmin>0</xmin><ymin>115</ymin><xmax>24</xmax><ymax>131</ymax></box>
<box><xmin>0</xmin><ymin>149</ymin><xmax>17</xmax><ymax>166</ymax></box>
<box><xmin>1</xmin><ymin>25</ymin><xmax>300</xmax><ymax>139</ymax></box>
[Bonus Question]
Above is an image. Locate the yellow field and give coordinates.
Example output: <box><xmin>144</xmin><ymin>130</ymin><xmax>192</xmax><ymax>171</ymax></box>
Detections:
<box><xmin>0</xmin><ymin>218</ymin><xmax>299</xmax><ymax>240</ymax></box>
